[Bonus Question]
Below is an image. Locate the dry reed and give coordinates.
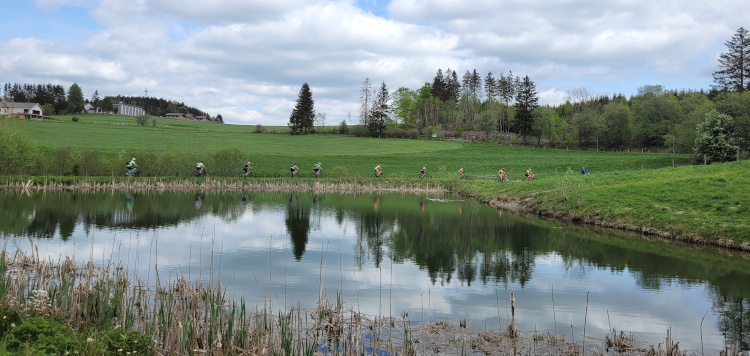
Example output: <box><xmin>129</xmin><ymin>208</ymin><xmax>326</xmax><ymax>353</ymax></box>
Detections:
<box><xmin>1</xmin><ymin>178</ymin><xmax>447</xmax><ymax>194</ymax></box>
<box><xmin>0</xmin><ymin>247</ymin><xmax>713</xmax><ymax>356</ymax></box>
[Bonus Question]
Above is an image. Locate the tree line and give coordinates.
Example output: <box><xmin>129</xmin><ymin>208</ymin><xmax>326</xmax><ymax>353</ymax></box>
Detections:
<box><xmin>342</xmin><ymin>27</ymin><xmax>749</xmax><ymax>162</ymax></box>
<box><xmin>2</xmin><ymin>82</ymin><xmax>213</xmax><ymax>120</ymax></box>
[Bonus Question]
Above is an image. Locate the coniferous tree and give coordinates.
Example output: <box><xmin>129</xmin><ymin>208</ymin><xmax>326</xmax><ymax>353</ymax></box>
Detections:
<box><xmin>288</xmin><ymin>83</ymin><xmax>315</xmax><ymax>134</ymax></box>
<box><xmin>431</xmin><ymin>69</ymin><xmax>446</xmax><ymax>101</ymax></box>
<box><xmin>369</xmin><ymin>82</ymin><xmax>390</xmax><ymax>135</ymax></box>
<box><xmin>713</xmin><ymin>27</ymin><xmax>750</xmax><ymax>92</ymax></box>
<box><xmin>514</xmin><ymin>76</ymin><xmax>539</xmax><ymax>145</ymax></box>
<box><xmin>91</xmin><ymin>90</ymin><xmax>100</xmax><ymax>111</ymax></box>
<box><xmin>449</xmin><ymin>70</ymin><xmax>461</xmax><ymax>102</ymax></box>
<box><xmin>484</xmin><ymin>72</ymin><xmax>497</xmax><ymax>102</ymax></box>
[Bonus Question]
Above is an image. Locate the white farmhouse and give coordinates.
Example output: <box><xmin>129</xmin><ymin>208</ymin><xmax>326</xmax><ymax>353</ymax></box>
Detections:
<box><xmin>0</xmin><ymin>102</ymin><xmax>45</xmax><ymax>119</ymax></box>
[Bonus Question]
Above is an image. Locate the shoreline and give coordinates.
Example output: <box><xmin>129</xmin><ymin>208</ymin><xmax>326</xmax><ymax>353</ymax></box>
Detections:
<box><xmin>3</xmin><ymin>176</ymin><xmax>749</xmax><ymax>252</ymax></box>
<box><xmin>483</xmin><ymin>195</ymin><xmax>750</xmax><ymax>252</ymax></box>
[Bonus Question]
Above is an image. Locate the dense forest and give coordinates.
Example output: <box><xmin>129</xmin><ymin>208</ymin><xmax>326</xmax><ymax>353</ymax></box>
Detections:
<box><xmin>1</xmin><ymin>83</ymin><xmax>211</xmax><ymax>119</ymax></box>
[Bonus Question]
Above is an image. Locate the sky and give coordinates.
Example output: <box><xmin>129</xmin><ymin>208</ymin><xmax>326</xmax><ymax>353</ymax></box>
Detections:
<box><xmin>1</xmin><ymin>0</ymin><xmax>748</xmax><ymax>126</ymax></box>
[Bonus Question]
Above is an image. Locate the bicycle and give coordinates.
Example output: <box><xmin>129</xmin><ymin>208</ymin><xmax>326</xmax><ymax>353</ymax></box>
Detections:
<box><xmin>238</xmin><ymin>170</ymin><xmax>256</xmax><ymax>178</ymax></box>
<box><xmin>419</xmin><ymin>172</ymin><xmax>431</xmax><ymax>179</ymax></box>
<box><xmin>310</xmin><ymin>170</ymin><xmax>326</xmax><ymax>178</ymax></box>
<box><xmin>125</xmin><ymin>168</ymin><xmax>142</xmax><ymax>177</ymax></box>
<box><xmin>193</xmin><ymin>169</ymin><xmax>209</xmax><ymax>178</ymax></box>
<box><xmin>495</xmin><ymin>174</ymin><xmax>509</xmax><ymax>182</ymax></box>
<box><xmin>372</xmin><ymin>171</ymin><xmax>385</xmax><ymax>178</ymax></box>
<box><xmin>460</xmin><ymin>173</ymin><xmax>472</xmax><ymax>180</ymax></box>
<box><xmin>287</xmin><ymin>171</ymin><xmax>300</xmax><ymax>178</ymax></box>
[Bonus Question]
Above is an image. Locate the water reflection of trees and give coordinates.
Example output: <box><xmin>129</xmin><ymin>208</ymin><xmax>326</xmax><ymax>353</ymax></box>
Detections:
<box><xmin>0</xmin><ymin>191</ymin><xmax>249</xmax><ymax>239</ymax></box>
<box><xmin>285</xmin><ymin>194</ymin><xmax>311</xmax><ymax>260</ymax></box>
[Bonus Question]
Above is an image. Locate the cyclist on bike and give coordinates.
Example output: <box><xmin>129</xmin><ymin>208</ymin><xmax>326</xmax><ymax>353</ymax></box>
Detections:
<box><xmin>524</xmin><ymin>168</ymin><xmax>534</xmax><ymax>181</ymax></box>
<box><xmin>420</xmin><ymin>165</ymin><xmax>427</xmax><ymax>178</ymax></box>
<box><xmin>580</xmin><ymin>165</ymin><xmax>589</xmax><ymax>175</ymax></box>
<box><xmin>313</xmin><ymin>162</ymin><xmax>322</xmax><ymax>177</ymax></box>
<box><xmin>374</xmin><ymin>164</ymin><xmax>383</xmax><ymax>177</ymax></box>
<box><xmin>497</xmin><ymin>167</ymin><xmax>506</xmax><ymax>181</ymax></box>
<box><xmin>126</xmin><ymin>158</ymin><xmax>137</xmax><ymax>176</ymax></box>
<box><xmin>458</xmin><ymin>167</ymin><xmax>466</xmax><ymax>179</ymax></box>
<box><xmin>196</xmin><ymin>161</ymin><xmax>206</xmax><ymax>175</ymax></box>
<box><xmin>243</xmin><ymin>161</ymin><xmax>252</xmax><ymax>174</ymax></box>
<box><xmin>290</xmin><ymin>163</ymin><xmax>299</xmax><ymax>177</ymax></box>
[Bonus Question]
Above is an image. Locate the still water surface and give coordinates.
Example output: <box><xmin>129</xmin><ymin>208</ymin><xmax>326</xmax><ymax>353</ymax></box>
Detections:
<box><xmin>1</xmin><ymin>190</ymin><xmax>748</xmax><ymax>353</ymax></box>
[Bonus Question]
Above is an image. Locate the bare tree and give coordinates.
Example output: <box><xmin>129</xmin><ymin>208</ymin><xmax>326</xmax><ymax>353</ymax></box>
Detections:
<box><xmin>360</xmin><ymin>78</ymin><xmax>372</xmax><ymax>129</ymax></box>
<box><xmin>565</xmin><ymin>86</ymin><xmax>596</xmax><ymax>104</ymax></box>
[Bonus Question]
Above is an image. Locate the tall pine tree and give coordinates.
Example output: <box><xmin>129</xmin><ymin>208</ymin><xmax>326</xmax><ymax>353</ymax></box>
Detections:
<box><xmin>514</xmin><ymin>76</ymin><xmax>539</xmax><ymax>145</ymax></box>
<box><xmin>288</xmin><ymin>83</ymin><xmax>315</xmax><ymax>134</ymax></box>
<box><xmin>713</xmin><ymin>27</ymin><xmax>750</xmax><ymax>92</ymax></box>
<box><xmin>369</xmin><ymin>82</ymin><xmax>390</xmax><ymax>135</ymax></box>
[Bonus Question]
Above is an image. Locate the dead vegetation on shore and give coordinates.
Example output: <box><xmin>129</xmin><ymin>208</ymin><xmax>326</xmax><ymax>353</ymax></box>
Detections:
<box><xmin>1</xmin><ymin>178</ymin><xmax>447</xmax><ymax>194</ymax></box>
<box><xmin>1</xmin><ymin>246</ymin><xmax>739</xmax><ymax>355</ymax></box>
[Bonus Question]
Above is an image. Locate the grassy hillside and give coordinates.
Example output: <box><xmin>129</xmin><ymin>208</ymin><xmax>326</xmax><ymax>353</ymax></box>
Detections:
<box><xmin>4</xmin><ymin>114</ymin><xmax>748</xmax><ymax>244</ymax></box>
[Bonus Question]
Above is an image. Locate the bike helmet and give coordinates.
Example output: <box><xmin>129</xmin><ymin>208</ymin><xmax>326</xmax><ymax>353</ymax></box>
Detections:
<box><xmin>423</xmin><ymin>164</ymin><xmax>427</xmax><ymax>167</ymax></box>
<box><xmin>132</xmin><ymin>158</ymin><xmax>136</xmax><ymax>161</ymax></box>
<box><xmin>318</xmin><ymin>162</ymin><xmax>321</xmax><ymax>165</ymax></box>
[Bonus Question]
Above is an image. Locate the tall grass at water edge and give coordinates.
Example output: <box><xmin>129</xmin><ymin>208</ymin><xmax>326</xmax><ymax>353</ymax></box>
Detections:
<box><xmin>1</xmin><ymin>242</ymin><xmax>730</xmax><ymax>355</ymax></box>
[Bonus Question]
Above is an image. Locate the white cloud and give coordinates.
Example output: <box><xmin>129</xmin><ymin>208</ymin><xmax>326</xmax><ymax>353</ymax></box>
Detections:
<box><xmin>3</xmin><ymin>0</ymin><xmax>749</xmax><ymax>124</ymax></box>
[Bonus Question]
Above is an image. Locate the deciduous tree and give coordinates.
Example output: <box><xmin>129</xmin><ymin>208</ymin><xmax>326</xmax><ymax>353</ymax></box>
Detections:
<box><xmin>694</xmin><ymin>110</ymin><xmax>739</xmax><ymax>163</ymax></box>
<box><xmin>66</xmin><ymin>83</ymin><xmax>84</xmax><ymax>114</ymax></box>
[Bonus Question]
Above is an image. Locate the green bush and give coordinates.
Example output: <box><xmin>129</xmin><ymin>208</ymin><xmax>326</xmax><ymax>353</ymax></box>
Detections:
<box><xmin>212</xmin><ymin>146</ymin><xmax>246</xmax><ymax>176</ymax></box>
<box><xmin>253</xmin><ymin>124</ymin><xmax>267</xmax><ymax>133</ymax></box>
<box><xmin>0</xmin><ymin>121</ymin><xmax>39</xmax><ymax>175</ymax></box>
<box><xmin>6</xmin><ymin>317</ymin><xmax>76</xmax><ymax>354</ymax></box>
<box><xmin>338</xmin><ymin>120</ymin><xmax>349</xmax><ymax>134</ymax></box>
<box><xmin>152</xmin><ymin>118</ymin><xmax>157</xmax><ymax>127</ymax></box>
<box><xmin>136</xmin><ymin>115</ymin><xmax>148</xmax><ymax>126</ymax></box>
<box><xmin>331</xmin><ymin>166</ymin><xmax>349</xmax><ymax>177</ymax></box>
<box><xmin>78</xmin><ymin>149</ymin><xmax>110</xmax><ymax>177</ymax></box>
<box><xmin>71</xmin><ymin>117</ymin><xmax>79</xmax><ymax>122</ymax></box>
<box><xmin>45</xmin><ymin>147</ymin><xmax>80</xmax><ymax>176</ymax></box>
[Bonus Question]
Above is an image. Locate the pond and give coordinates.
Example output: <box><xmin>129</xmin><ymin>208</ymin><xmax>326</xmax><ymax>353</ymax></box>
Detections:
<box><xmin>0</xmin><ymin>190</ymin><xmax>748</xmax><ymax>353</ymax></box>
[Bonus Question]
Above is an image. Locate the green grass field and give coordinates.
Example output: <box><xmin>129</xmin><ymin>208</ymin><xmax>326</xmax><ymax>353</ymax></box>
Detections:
<box><xmin>4</xmin><ymin>114</ymin><xmax>749</xmax><ymax>244</ymax></box>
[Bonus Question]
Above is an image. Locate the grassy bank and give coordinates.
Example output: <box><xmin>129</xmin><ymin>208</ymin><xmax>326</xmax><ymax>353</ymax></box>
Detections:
<box><xmin>460</xmin><ymin>159</ymin><xmax>750</xmax><ymax>248</ymax></box>
<box><xmin>2</xmin><ymin>114</ymin><xmax>748</xmax><ymax>247</ymax></box>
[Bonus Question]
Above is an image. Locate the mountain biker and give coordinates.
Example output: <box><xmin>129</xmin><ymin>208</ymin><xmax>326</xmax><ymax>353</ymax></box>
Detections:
<box><xmin>313</xmin><ymin>162</ymin><xmax>322</xmax><ymax>176</ymax></box>
<box><xmin>196</xmin><ymin>161</ymin><xmax>206</xmax><ymax>175</ymax></box>
<box><xmin>374</xmin><ymin>164</ymin><xmax>383</xmax><ymax>177</ymax></box>
<box><xmin>420</xmin><ymin>165</ymin><xmax>427</xmax><ymax>178</ymax></box>
<box><xmin>243</xmin><ymin>161</ymin><xmax>252</xmax><ymax>174</ymax></box>
<box><xmin>580</xmin><ymin>165</ymin><xmax>589</xmax><ymax>175</ymax></box>
<box><xmin>126</xmin><ymin>158</ymin><xmax>137</xmax><ymax>175</ymax></box>
<box><xmin>497</xmin><ymin>167</ymin><xmax>506</xmax><ymax>181</ymax></box>
<box><xmin>458</xmin><ymin>167</ymin><xmax>466</xmax><ymax>179</ymax></box>
<box><xmin>524</xmin><ymin>168</ymin><xmax>534</xmax><ymax>181</ymax></box>
<box><xmin>290</xmin><ymin>163</ymin><xmax>299</xmax><ymax>177</ymax></box>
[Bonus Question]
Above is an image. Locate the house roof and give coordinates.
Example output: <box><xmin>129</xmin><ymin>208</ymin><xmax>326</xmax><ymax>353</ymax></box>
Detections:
<box><xmin>1</xmin><ymin>102</ymin><xmax>41</xmax><ymax>109</ymax></box>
